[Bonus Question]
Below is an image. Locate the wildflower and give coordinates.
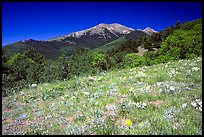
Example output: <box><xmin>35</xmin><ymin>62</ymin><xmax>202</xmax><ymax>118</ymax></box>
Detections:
<box><xmin>181</xmin><ymin>103</ymin><xmax>187</xmax><ymax>109</ymax></box>
<box><xmin>129</xmin><ymin>87</ymin><xmax>134</xmax><ymax>92</ymax></box>
<box><xmin>192</xmin><ymin>67</ymin><xmax>199</xmax><ymax>71</ymax></box>
<box><xmin>20</xmin><ymin>91</ymin><xmax>25</xmax><ymax>96</ymax></box>
<box><xmin>139</xmin><ymin>120</ymin><xmax>151</xmax><ymax>127</ymax></box>
<box><xmin>89</xmin><ymin>98</ymin><xmax>94</xmax><ymax>102</ymax></box>
<box><xmin>88</xmin><ymin>76</ymin><xmax>95</xmax><ymax>81</ymax></box>
<box><xmin>106</xmin><ymin>104</ymin><xmax>117</xmax><ymax>111</ymax></box>
<box><xmin>20</xmin><ymin>113</ymin><xmax>29</xmax><ymax>120</ymax></box>
<box><xmin>64</xmin><ymin>94</ymin><xmax>68</xmax><ymax>97</ymax></box>
<box><xmin>142</xmin><ymin>102</ymin><xmax>147</xmax><ymax>107</ymax></box>
<box><xmin>169</xmin><ymin>86</ymin><xmax>175</xmax><ymax>91</ymax></box>
<box><xmin>191</xmin><ymin>101</ymin><xmax>197</xmax><ymax>108</ymax></box>
<box><xmin>126</xmin><ymin>119</ymin><xmax>133</xmax><ymax>127</ymax></box>
<box><xmin>199</xmin><ymin>107</ymin><xmax>202</xmax><ymax>112</ymax></box>
<box><xmin>195</xmin><ymin>99</ymin><xmax>201</xmax><ymax>103</ymax></box>
<box><xmin>31</xmin><ymin>84</ymin><xmax>37</xmax><ymax>87</ymax></box>
<box><xmin>159</xmin><ymin>88</ymin><xmax>163</xmax><ymax>92</ymax></box>
<box><xmin>191</xmin><ymin>99</ymin><xmax>202</xmax><ymax>112</ymax></box>
<box><xmin>84</xmin><ymin>92</ymin><xmax>90</xmax><ymax>96</ymax></box>
<box><xmin>95</xmin><ymin>102</ymin><xmax>99</xmax><ymax>106</ymax></box>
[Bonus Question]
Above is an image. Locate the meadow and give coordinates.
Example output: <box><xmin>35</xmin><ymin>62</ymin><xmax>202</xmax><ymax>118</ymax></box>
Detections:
<box><xmin>2</xmin><ymin>56</ymin><xmax>202</xmax><ymax>135</ymax></box>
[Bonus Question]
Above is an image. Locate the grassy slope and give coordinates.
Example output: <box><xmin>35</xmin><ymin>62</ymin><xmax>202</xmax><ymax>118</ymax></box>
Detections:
<box><xmin>94</xmin><ymin>36</ymin><xmax>127</xmax><ymax>52</ymax></box>
<box><xmin>2</xmin><ymin>41</ymin><xmax>72</xmax><ymax>59</ymax></box>
<box><xmin>2</xmin><ymin>57</ymin><xmax>202</xmax><ymax>135</ymax></box>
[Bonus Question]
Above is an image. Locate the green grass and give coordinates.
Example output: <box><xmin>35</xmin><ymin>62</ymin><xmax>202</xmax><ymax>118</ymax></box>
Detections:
<box><xmin>2</xmin><ymin>57</ymin><xmax>202</xmax><ymax>135</ymax></box>
<box><xmin>94</xmin><ymin>36</ymin><xmax>127</xmax><ymax>52</ymax></box>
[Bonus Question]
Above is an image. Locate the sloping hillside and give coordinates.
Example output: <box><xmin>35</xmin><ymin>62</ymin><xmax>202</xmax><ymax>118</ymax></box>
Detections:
<box><xmin>95</xmin><ymin>30</ymin><xmax>147</xmax><ymax>52</ymax></box>
<box><xmin>2</xmin><ymin>57</ymin><xmax>202</xmax><ymax>135</ymax></box>
<box><xmin>2</xmin><ymin>40</ymin><xmax>72</xmax><ymax>59</ymax></box>
<box><xmin>94</xmin><ymin>36</ymin><xmax>127</xmax><ymax>52</ymax></box>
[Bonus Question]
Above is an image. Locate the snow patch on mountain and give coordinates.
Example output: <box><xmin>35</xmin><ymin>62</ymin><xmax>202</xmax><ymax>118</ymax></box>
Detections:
<box><xmin>47</xmin><ymin>24</ymin><xmax>158</xmax><ymax>42</ymax></box>
<box><xmin>143</xmin><ymin>27</ymin><xmax>158</xmax><ymax>35</ymax></box>
<box><xmin>49</xmin><ymin>23</ymin><xmax>135</xmax><ymax>41</ymax></box>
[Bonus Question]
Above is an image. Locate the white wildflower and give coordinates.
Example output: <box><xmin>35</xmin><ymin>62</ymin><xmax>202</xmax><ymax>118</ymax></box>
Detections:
<box><xmin>169</xmin><ymin>86</ymin><xmax>175</xmax><ymax>91</ymax></box>
<box><xmin>191</xmin><ymin>101</ymin><xmax>197</xmax><ymax>108</ymax></box>
<box><xmin>159</xmin><ymin>88</ymin><xmax>163</xmax><ymax>92</ymax></box>
<box><xmin>195</xmin><ymin>99</ymin><xmax>201</xmax><ymax>103</ymax></box>
<box><xmin>70</xmin><ymin>96</ymin><xmax>76</xmax><ymax>100</ymax></box>
<box><xmin>129</xmin><ymin>87</ymin><xmax>134</xmax><ymax>92</ymax></box>
<box><xmin>139</xmin><ymin>120</ymin><xmax>151</xmax><ymax>127</ymax></box>
<box><xmin>84</xmin><ymin>92</ymin><xmax>90</xmax><ymax>96</ymax></box>
<box><xmin>137</xmin><ymin>71</ymin><xmax>146</xmax><ymax>77</ymax></box>
<box><xmin>142</xmin><ymin>102</ymin><xmax>147</xmax><ymax>107</ymax></box>
<box><xmin>31</xmin><ymin>84</ymin><xmax>37</xmax><ymax>87</ymax></box>
<box><xmin>88</xmin><ymin>76</ymin><xmax>95</xmax><ymax>81</ymax></box>
<box><xmin>197</xmin><ymin>101</ymin><xmax>202</xmax><ymax>106</ymax></box>
<box><xmin>199</xmin><ymin>107</ymin><xmax>202</xmax><ymax>112</ymax></box>
<box><xmin>20</xmin><ymin>91</ymin><xmax>25</xmax><ymax>96</ymax></box>
<box><xmin>89</xmin><ymin>98</ymin><xmax>94</xmax><ymax>102</ymax></box>
<box><xmin>95</xmin><ymin>102</ymin><xmax>99</xmax><ymax>106</ymax></box>
<box><xmin>146</xmin><ymin>85</ymin><xmax>150</xmax><ymax>90</ymax></box>
<box><xmin>192</xmin><ymin>67</ymin><xmax>199</xmax><ymax>71</ymax></box>
<box><xmin>64</xmin><ymin>94</ymin><xmax>68</xmax><ymax>97</ymax></box>
<box><xmin>182</xmin><ymin>103</ymin><xmax>187</xmax><ymax>109</ymax></box>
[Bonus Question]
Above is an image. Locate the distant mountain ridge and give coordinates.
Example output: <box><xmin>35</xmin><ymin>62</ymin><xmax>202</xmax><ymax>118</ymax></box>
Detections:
<box><xmin>3</xmin><ymin>23</ymin><xmax>157</xmax><ymax>59</ymax></box>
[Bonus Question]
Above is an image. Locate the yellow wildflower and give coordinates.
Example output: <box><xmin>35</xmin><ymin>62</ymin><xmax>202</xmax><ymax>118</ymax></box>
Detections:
<box><xmin>126</xmin><ymin>119</ymin><xmax>133</xmax><ymax>127</ymax></box>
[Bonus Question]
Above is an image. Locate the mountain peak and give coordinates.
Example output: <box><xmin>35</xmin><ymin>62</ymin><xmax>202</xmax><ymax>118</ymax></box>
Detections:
<box><xmin>97</xmin><ymin>23</ymin><xmax>121</xmax><ymax>25</ymax></box>
<box><xmin>98</xmin><ymin>23</ymin><xmax>107</xmax><ymax>26</ymax></box>
<box><xmin>143</xmin><ymin>27</ymin><xmax>158</xmax><ymax>35</ymax></box>
<box><xmin>90</xmin><ymin>23</ymin><xmax>135</xmax><ymax>38</ymax></box>
<box><xmin>110</xmin><ymin>23</ymin><xmax>123</xmax><ymax>26</ymax></box>
<box><xmin>49</xmin><ymin>23</ymin><xmax>135</xmax><ymax>41</ymax></box>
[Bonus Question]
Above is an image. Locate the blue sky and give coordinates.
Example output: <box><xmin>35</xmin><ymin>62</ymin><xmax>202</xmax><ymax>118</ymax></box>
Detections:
<box><xmin>2</xmin><ymin>2</ymin><xmax>202</xmax><ymax>46</ymax></box>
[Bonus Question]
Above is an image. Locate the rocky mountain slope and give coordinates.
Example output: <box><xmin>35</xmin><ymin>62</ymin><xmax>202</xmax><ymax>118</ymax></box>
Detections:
<box><xmin>49</xmin><ymin>23</ymin><xmax>134</xmax><ymax>41</ymax></box>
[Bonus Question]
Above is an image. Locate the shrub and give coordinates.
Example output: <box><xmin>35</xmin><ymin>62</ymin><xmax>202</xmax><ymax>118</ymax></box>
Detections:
<box><xmin>123</xmin><ymin>53</ymin><xmax>146</xmax><ymax>68</ymax></box>
<box><xmin>91</xmin><ymin>52</ymin><xmax>108</xmax><ymax>70</ymax></box>
<box><xmin>159</xmin><ymin>23</ymin><xmax>202</xmax><ymax>60</ymax></box>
